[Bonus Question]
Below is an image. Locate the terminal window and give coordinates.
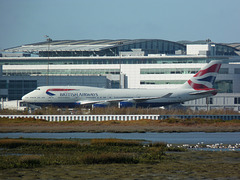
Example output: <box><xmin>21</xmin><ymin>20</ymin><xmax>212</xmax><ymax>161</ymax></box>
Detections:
<box><xmin>213</xmin><ymin>80</ymin><xmax>233</xmax><ymax>93</ymax></box>
<box><xmin>206</xmin><ymin>97</ymin><xmax>213</xmax><ymax>104</ymax></box>
<box><xmin>234</xmin><ymin>68</ymin><xmax>240</xmax><ymax>74</ymax></box>
<box><xmin>234</xmin><ymin>97</ymin><xmax>240</xmax><ymax>104</ymax></box>
<box><xmin>0</xmin><ymin>80</ymin><xmax>7</xmax><ymax>89</ymax></box>
<box><xmin>219</xmin><ymin>68</ymin><xmax>228</xmax><ymax>74</ymax></box>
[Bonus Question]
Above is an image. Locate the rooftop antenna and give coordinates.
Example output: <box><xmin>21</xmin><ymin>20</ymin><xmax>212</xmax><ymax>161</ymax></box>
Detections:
<box><xmin>44</xmin><ymin>35</ymin><xmax>52</xmax><ymax>85</ymax></box>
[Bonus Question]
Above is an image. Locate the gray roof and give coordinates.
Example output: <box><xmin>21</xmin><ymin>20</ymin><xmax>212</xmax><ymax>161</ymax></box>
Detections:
<box><xmin>4</xmin><ymin>39</ymin><xmax>183</xmax><ymax>53</ymax></box>
<box><xmin>225</xmin><ymin>43</ymin><xmax>240</xmax><ymax>51</ymax></box>
<box><xmin>4</xmin><ymin>39</ymin><xmax>238</xmax><ymax>54</ymax></box>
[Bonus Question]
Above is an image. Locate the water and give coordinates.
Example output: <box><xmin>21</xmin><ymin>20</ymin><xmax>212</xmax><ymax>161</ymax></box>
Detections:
<box><xmin>0</xmin><ymin>132</ymin><xmax>239</xmax><ymax>144</ymax></box>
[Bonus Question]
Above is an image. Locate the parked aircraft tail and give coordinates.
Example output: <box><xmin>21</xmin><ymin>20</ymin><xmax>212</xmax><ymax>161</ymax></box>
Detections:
<box><xmin>182</xmin><ymin>60</ymin><xmax>222</xmax><ymax>90</ymax></box>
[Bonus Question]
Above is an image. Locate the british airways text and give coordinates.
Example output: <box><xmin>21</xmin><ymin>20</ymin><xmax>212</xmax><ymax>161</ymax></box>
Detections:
<box><xmin>60</xmin><ymin>92</ymin><xmax>98</xmax><ymax>97</ymax></box>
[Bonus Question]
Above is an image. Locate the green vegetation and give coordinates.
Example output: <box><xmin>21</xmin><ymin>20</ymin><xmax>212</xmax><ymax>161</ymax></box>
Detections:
<box><xmin>162</xmin><ymin>117</ymin><xmax>226</xmax><ymax>124</ymax></box>
<box><xmin>0</xmin><ymin>139</ymin><xmax>239</xmax><ymax>179</ymax></box>
<box><xmin>0</xmin><ymin>117</ymin><xmax>47</xmax><ymax>124</ymax></box>
<box><xmin>0</xmin><ymin>138</ymin><xmax>177</xmax><ymax>169</ymax></box>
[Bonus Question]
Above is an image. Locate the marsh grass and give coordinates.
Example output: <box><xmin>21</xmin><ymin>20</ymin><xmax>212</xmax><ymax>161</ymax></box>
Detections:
<box><xmin>81</xmin><ymin>152</ymin><xmax>139</xmax><ymax>164</ymax></box>
<box><xmin>19</xmin><ymin>155</ymin><xmax>42</xmax><ymax>168</ymax></box>
<box><xmin>0</xmin><ymin>139</ymin><xmax>239</xmax><ymax>179</ymax></box>
<box><xmin>0</xmin><ymin>139</ymin><xmax>80</xmax><ymax>149</ymax></box>
<box><xmin>1</xmin><ymin>152</ymin><xmax>239</xmax><ymax>179</ymax></box>
<box><xmin>162</xmin><ymin>117</ymin><xmax>225</xmax><ymax>125</ymax></box>
<box><xmin>91</xmin><ymin>138</ymin><xmax>141</xmax><ymax>146</ymax></box>
<box><xmin>0</xmin><ymin>117</ymin><xmax>47</xmax><ymax>124</ymax></box>
<box><xmin>0</xmin><ymin>138</ymin><xmax>172</xmax><ymax>169</ymax></box>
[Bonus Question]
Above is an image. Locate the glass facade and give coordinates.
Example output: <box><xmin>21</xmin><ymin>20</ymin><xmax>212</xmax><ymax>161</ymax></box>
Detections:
<box><xmin>110</xmin><ymin>80</ymin><xmax>120</xmax><ymax>88</ymax></box>
<box><xmin>0</xmin><ymin>80</ymin><xmax>7</xmax><ymax>99</ymax></box>
<box><xmin>0</xmin><ymin>57</ymin><xmax>223</xmax><ymax>66</ymax></box>
<box><xmin>40</xmin><ymin>49</ymin><xmax>119</xmax><ymax>57</ymax></box>
<box><xmin>141</xmin><ymin>68</ymin><xmax>200</xmax><ymax>75</ymax></box>
<box><xmin>3</xmin><ymin>69</ymin><xmax>120</xmax><ymax>76</ymax></box>
<box><xmin>234</xmin><ymin>97</ymin><xmax>240</xmax><ymax>104</ymax></box>
<box><xmin>206</xmin><ymin>97</ymin><xmax>213</xmax><ymax>104</ymax></box>
<box><xmin>219</xmin><ymin>68</ymin><xmax>229</xmax><ymax>74</ymax></box>
<box><xmin>234</xmin><ymin>68</ymin><xmax>240</xmax><ymax>74</ymax></box>
<box><xmin>8</xmin><ymin>80</ymin><xmax>37</xmax><ymax>100</ymax></box>
<box><xmin>215</xmin><ymin>45</ymin><xmax>237</xmax><ymax>56</ymax></box>
<box><xmin>213</xmin><ymin>80</ymin><xmax>233</xmax><ymax>93</ymax></box>
<box><xmin>117</xmin><ymin>40</ymin><xmax>185</xmax><ymax>55</ymax></box>
<box><xmin>140</xmin><ymin>80</ymin><xmax>186</xmax><ymax>85</ymax></box>
<box><xmin>0</xmin><ymin>80</ymin><xmax>7</xmax><ymax>89</ymax></box>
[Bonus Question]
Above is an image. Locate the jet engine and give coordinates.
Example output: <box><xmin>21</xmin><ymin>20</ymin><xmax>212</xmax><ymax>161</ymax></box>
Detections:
<box><xmin>118</xmin><ymin>100</ymin><xmax>135</xmax><ymax>108</ymax></box>
<box><xmin>92</xmin><ymin>102</ymin><xmax>110</xmax><ymax>108</ymax></box>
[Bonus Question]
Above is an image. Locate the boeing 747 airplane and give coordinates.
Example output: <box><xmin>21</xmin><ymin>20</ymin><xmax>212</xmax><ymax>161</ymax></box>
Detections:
<box><xmin>22</xmin><ymin>60</ymin><xmax>222</xmax><ymax>108</ymax></box>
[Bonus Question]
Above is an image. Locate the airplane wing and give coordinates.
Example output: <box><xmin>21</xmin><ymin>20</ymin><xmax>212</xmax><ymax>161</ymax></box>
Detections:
<box><xmin>77</xmin><ymin>93</ymin><xmax>173</xmax><ymax>105</ymax></box>
<box><xmin>132</xmin><ymin>93</ymin><xmax>173</xmax><ymax>102</ymax></box>
<box><xmin>189</xmin><ymin>89</ymin><xmax>217</xmax><ymax>95</ymax></box>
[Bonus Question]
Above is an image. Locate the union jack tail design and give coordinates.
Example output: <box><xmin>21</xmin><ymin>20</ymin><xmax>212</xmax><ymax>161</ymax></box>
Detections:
<box><xmin>183</xmin><ymin>61</ymin><xmax>222</xmax><ymax>90</ymax></box>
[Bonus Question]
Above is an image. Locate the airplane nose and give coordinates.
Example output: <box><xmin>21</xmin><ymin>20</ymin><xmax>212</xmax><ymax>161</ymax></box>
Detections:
<box><xmin>22</xmin><ymin>95</ymin><xmax>26</xmax><ymax>101</ymax></box>
<box><xmin>22</xmin><ymin>95</ymin><xmax>28</xmax><ymax>101</ymax></box>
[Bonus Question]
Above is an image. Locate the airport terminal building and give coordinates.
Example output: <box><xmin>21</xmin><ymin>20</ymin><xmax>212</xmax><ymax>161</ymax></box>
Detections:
<box><xmin>1</xmin><ymin>39</ymin><xmax>240</xmax><ymax>111</ymax></box>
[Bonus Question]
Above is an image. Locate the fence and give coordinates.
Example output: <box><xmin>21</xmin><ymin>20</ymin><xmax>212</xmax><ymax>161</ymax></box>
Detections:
<box><xmin>0</xmin><ymin>114</ymin><xmax>240</xmax><ymax>122</ymax></box>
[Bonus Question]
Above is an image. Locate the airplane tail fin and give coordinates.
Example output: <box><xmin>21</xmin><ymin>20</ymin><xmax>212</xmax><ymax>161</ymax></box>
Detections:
<box><xmin>182</xmin><ymin>60</ymin><xmax>222</xmax><ymax>90</ymax></box>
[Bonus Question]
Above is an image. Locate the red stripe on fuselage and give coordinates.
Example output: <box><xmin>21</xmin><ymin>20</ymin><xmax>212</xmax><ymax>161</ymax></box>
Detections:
<box><xmin>47</xmin><ymin>89</ymin><xmax>76</xmax><ymax>92</ymax></box>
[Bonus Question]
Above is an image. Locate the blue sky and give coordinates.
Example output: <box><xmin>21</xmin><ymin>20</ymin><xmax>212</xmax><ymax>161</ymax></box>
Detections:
<box><xmin>0</xmin><ymin>0</ymin><xmax>240</xmax><ymax>49</ymax></box>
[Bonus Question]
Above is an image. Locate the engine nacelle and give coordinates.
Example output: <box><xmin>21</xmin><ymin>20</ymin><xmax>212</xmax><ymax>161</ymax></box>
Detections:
<box><xmin>118</xmin><ymin>101</ymin><xmax>135</xmax><ymax>108</ymax></box>
<box><xmin>92</xmin><ymin>102</ymin><xmax>110</xmax><ymax>108</ymax></box>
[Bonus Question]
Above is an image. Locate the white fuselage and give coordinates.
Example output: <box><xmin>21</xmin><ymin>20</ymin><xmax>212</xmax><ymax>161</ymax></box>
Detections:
<box><xmin>22</xmin><ymin>86</ymin><xmax>213</xmax><ymax>108</ymax></box>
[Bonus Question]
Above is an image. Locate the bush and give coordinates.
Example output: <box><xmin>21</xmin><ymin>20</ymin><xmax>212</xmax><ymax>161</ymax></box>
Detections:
<box><xmin>149</xmin><ymin>142</ymin><xmax>166</xmax><ymax>148</ymax></box>
<box><xmin>0</xmin><ymin>139</ymin><xmax>80</xmax><ymax>149</ymax></box>
<box><xmin>0</xmin><ymin>139</ymin><xmax>28</xmax><ymax>148</ymax></box>
<box><xmin>0</xmin><ymin>138</ymin><xmax>187</xmax><ymax>168</ymax></box>
<box><xmin>81</xmin><ymin>153</ymin><xmax>138</xmax><ymax>164</ymax></box>
<box><xmin>19</xmin><ymin>155</ymin><xmax>42</xmax><ymax>168</ymax></box>
<box><xmin>91</xmin><ymin>139</ymin><xmax>141</xmax><ymax>146</ymax></box>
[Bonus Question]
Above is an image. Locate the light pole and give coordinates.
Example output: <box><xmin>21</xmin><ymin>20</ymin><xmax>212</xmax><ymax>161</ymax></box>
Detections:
<box><xmin>44</xmin><ymin>35</ymin><xmax>52</xmax><ymax>85</ymax></box>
